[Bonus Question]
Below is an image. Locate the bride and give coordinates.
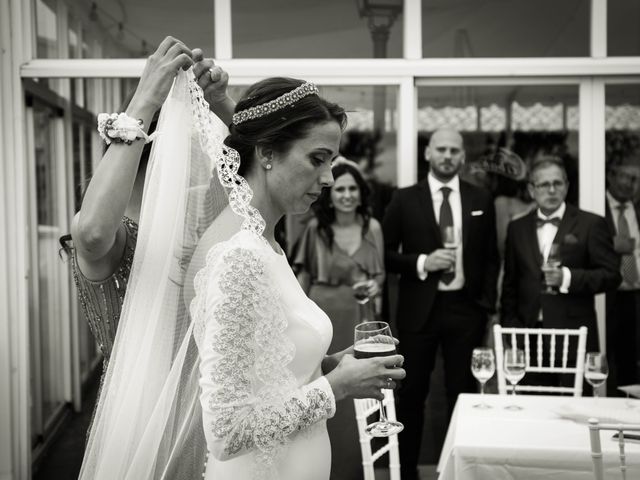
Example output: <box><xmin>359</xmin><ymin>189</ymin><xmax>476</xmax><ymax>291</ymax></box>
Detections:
<box><xmin>80</xmin><ymin>46</ymin><xmax>405</xmax><ymax>480</ymax></box>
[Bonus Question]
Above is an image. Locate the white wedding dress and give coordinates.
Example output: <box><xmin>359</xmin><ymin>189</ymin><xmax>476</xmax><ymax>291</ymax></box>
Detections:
<box><xmin>191</xmin><ymin>228</ymin><xmax>336</xmax><ymax>480</ymax></box>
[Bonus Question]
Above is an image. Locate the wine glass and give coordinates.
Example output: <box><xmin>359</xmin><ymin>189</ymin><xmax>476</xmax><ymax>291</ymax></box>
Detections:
<box><xmin>354</xmin><ymin>321</ymin><xmax>404</xmax><ymax>437</ymax></box>
<box><xmin>352</xmin><ymin>271</ymin><xmax>375</xmax><ymax>322</ymax></box>
<box><xmin>541</xmin><ymin>243</ymin><xmax>562</xmax><ymax>295</ymax></box>
<box><xmin>471</xmin><ymin>347</ymin><xmax>495</xmax><ymax>409</ymax></box>
<box><xmin>503</xmin><ymin>348</ymin><xmax>526</xmax><ymax>411</ymax></box>
<box><xmin>442</xmin><ymin>226</ymin><xmax>460</xmax><ymax>273</ymax></box>
<box><xmin>584</xmin><ymin>352</ymin><xmax>609</xmax><ymax>398</ymax></box>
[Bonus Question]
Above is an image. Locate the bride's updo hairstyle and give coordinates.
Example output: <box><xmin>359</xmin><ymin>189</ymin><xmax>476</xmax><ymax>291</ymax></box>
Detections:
<box><xmin>225</xmin><ymin>77</ymin><xmax>347</xmax><ymax>177</ymax></box>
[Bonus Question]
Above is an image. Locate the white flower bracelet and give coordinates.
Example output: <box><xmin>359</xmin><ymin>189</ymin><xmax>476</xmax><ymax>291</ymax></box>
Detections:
<box><xmin>97</xmin><ymin>112</ymin><xmax>158</xmax><ymax>145</ymax></box>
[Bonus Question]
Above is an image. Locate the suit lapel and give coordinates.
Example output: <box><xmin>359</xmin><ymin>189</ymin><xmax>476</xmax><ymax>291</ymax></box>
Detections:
<box><xmin>417</xmin><ymin>179</ymin><xmax>442</xmax><ymax>245</ymax></box>
<box><xmin>524</xmin><ymin>211</ymin><xmax>543</xmax><ymax>266</ymax></box>
<box><xmin>460</xmin><ymin>181</ymin><xmax>472</xmax><ymax>247</ymax></box>
<box><xmin>552</xmin><ymin>204</ymin><xmax>579</xmax><ymax>252</ymax></box>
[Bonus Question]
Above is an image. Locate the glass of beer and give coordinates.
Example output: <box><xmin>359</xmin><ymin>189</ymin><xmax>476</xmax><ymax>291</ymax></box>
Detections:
<box><xmin>354</xmin><ymin>321</ymin><xmax>404</xmax><ymax>437</ymax></box>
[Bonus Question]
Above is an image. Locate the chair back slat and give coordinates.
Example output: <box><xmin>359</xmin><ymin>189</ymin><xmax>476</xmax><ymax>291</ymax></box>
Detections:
<box><xmin>618</xmin><ymin>430</ymin><xmax>628</xmax><ymax>480</ymax></box>
<box><xmin>536</xmin><ymin>331</ymin><xmax>543</xmax><ymax>368</ymax></box>
<box><xmin>588</xmin><ymin>418</ymin><xmax>640</xmax><ymax>480</ymax></box>
<box><xmin>354</xmin><ymin>390</ymin><xmax>401</xmax><ymax>480</ymax></box>
<box><xmin>573</xmin><ymin>327</ymin><xmax>588</xmax><ymax>396</ymax></box>
<box><xmin>493</xmin><ymin>325</ymin><xmax>588</xmax><ymax>396</ymax></box>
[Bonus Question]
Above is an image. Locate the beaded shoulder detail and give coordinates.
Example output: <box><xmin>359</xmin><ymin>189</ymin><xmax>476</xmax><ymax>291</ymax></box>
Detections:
<box><xmin>70</xmin><ymin>216</ymin><xmax>138</xmax><ymax>359</ymax></box>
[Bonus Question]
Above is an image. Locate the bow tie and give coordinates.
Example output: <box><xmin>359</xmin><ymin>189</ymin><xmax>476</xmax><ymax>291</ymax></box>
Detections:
<box><xmin>536</xmin><ymin>217</ymin><xmax>561</xmax><ymax>228</ymax></box>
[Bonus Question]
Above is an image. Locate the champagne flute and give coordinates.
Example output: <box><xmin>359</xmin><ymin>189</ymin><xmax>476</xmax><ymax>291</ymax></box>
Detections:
<box><xmin>471</xmin><ymin>347</ymin><xmax>495</xmax><ymax>409</ymax></box>
<box><xmin>542</xmin><ymin>243</ymin><xmax>561</xmax><ymax>295</ymax></box>
<box><xmin>503</xmin><ymin>348</ymin><xmax>525</xmax><ymax>411</ymax></box>
<box><xmin>442</xmin><ymin>226</ymin><xmax>460</xmax><ymax>273</ymax></box>
<box><xmin>584</xmin><ymin>352</ymin><xmax>609</xmax><ymax>398</ymax></box>
<box><xmin>354</xmin><ymin>321</ymin><xmax>404</xmax><ymax>437</ymax></box>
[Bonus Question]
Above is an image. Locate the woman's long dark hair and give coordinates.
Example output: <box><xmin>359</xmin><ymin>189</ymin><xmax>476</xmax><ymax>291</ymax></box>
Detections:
<box><xmin>312</xmin><ymin>162</ymin><xmax>372</xmax><ymax>249</ymax></box>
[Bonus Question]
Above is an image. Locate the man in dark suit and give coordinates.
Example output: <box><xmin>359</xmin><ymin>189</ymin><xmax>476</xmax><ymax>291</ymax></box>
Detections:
<box><xmin>501</xmin><ymin>157</ymin><xmax>621</xmax><ymax>362</ymax></box>
<box><xmin>605</xmin><ymin>157</ymin><xmax>640</xmax><ymax>394</ymax></box>
<box><xmin>382</xmin><ymin>128</ymin><xmax>499</xmax><ymax>480</ymax></box>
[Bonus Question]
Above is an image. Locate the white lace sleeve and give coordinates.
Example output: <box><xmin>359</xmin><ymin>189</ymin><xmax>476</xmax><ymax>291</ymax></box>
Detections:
<box><xmin>192</xmin><ymin>238</ymin><xmax>335</xmax><ymax>473</ymax></box>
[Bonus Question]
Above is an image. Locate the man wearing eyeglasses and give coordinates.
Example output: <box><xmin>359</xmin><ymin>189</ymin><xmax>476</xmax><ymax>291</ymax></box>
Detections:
<box><xmin>501</xmin><ymin>156</ymin><xmax>621</xmax><ymax>362</ymax></box>
<box><xmin>605</xmin><ymin>156</ymin><xmax>640</xmax><ymax>394</ymax></box>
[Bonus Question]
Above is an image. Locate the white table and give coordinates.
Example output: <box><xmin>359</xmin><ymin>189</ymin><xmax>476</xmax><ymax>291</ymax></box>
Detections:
<box><xmin>437</xmin><ymin>394</ymin><xmax>640</xmax><ymax>480</ymax></box>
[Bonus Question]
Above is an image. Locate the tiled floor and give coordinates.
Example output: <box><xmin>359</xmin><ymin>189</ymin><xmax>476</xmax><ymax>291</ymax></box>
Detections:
<box><xmin>34</xmin><ymin>351</ymin><xmax>452</xmax><ymax>480</ymax></box>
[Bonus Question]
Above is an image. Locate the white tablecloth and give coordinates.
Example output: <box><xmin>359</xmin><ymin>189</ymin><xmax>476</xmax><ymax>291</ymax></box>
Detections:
<box><xmin>437</xmin><ymin>394</ymin><xmax>640</xmax><ymax>480</ymax></box>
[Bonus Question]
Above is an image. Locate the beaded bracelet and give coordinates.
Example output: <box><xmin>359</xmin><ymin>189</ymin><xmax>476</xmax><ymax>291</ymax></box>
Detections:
<box><xmin>97</xmin><ymin>112</ymin><xmax>157</xmax><ymax>145</ymax></box>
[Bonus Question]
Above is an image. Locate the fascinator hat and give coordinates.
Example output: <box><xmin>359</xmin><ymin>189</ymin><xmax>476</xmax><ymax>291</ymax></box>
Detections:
<box><xmin>467</xmin><ymin>148</ymin><xmax>528</xmax><ymax>181</ymax></box>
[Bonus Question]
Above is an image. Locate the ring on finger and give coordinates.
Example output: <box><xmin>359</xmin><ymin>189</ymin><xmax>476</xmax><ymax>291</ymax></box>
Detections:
<box><xmin>209</xmin><ymin>67</ymin><xmax>218</xmax><ymax>81</ymax></box>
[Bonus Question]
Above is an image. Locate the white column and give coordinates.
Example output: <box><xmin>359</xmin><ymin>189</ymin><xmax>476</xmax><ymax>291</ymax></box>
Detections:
<box><xmin>0</xmin><ymin>0</ymin><xmax>34</xmax><ymax>478</ymax></box>
<box><xmin>214</xmin><ymin>0</ymin><xmax>232</xmax><ymax>60</ymax></box>
<box><xmin>403</xmin><ymin>0</ymin><xmax>422</xmax><ymax>59</ymax></box>
<box><xmin>591</xmin><ymin>0</ymin><xmax>607</xmax><ymax>58</ymax></box>
<box><xmin>397</xmin><ymin>77</ymin><xmax>417</xmax><ymax>187</ymax></box>
<box><xmin>579</xmin><ymin>79</ymin><xmax>607</xmax><ymax>353</ymax></box>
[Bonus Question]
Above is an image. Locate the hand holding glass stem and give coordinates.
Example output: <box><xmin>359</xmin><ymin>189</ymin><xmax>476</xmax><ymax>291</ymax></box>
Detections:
<box><xmin>354</xmin><ymin>321</ymin><xmax>404</xmax><ymax>437</ymax></box>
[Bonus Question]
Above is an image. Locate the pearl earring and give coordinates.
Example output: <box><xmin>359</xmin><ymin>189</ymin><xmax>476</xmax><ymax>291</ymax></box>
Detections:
<box><xmin>265</xmin><ymin>164</ymin><xmax>272</xmax><ymax>170</ymax></box>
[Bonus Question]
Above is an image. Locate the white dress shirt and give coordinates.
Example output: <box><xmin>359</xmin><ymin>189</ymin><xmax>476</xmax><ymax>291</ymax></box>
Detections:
<box><xmin>606</xmin><ymin>190</ymin><xmax>640</xmax><ymax>290</ymax></box>
<box><xmin>536</xmin><ymin>202</ymin><xmax>571</xmax><ymax>294</ymax></box>
<box><xmin>417</xmin><ymin>174</ymin><xmax>465</xmax><ymax>290</ymax></box>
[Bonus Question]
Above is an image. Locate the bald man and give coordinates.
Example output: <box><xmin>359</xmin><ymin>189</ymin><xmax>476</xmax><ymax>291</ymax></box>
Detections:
<box><xmin>383</xmin><ymin>128</ymin><xmax>499</xmax><ymax>480</ymax></box>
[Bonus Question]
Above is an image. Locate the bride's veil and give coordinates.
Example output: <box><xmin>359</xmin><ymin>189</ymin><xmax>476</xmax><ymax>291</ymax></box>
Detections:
<box><xmin>79</xmin><ymin>69</ymin><xmax>230</xmax><ymax>479</ymax></box>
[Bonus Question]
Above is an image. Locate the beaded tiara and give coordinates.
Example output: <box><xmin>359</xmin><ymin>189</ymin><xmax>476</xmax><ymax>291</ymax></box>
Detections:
<box><xmin>231</xmin><ymin>82</ymin><xmax>319</xmax><ymax>125</ymax></box>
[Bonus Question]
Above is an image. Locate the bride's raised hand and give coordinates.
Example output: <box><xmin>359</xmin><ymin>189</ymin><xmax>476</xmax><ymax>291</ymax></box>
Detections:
<box><xmin>128</xmin><ymin>36</ymin><xmax>195</xmax><ymax>115</ymax></box>
<box><xmin>325</xmin><ymin>353</ymin><xmax>405</xmax><ymax>401</ymax></box>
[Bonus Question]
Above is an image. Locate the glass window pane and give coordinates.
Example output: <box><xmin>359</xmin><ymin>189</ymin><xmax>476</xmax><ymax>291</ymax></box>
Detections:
<box><xmin>232</xmin><ymin>0</ymin><xmax>403</xmax><ymax>58</ymax></box>
<box><xmin>608</xmin><ymin>0</ymin><xmax>640</xmax><ymax>56</ymax></box>
<box><xmin>606</xmin><ymin>83</ymin><xmax>640</xmax><ymax>195</ymax></box>
<box><xmin>30</xmin><ymin>100</ymin><xmax>66</xmax><ymax>432</ymax></box>
<box><xmin>36</xmin><ymin>0</ymin><xmax>58</xmax><ymax>59</ymax></box>
<box><xmin>417</xmin><ymin>83</ymin><xmax>579</xmax><ymax>250</ymax></box>
<box><xmin>422</xmin><ymin>0</ymin><xmax>589</xmax><ymax>57</ymax></box>
<box><xmin>82</xmin><ymin>0</ymin><xmax>214</xmax><ymax>58</ymax></box>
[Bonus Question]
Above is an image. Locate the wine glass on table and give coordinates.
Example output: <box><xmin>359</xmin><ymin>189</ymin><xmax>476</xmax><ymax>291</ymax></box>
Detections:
<box><xmin>503</xmin><ymin>348</ymin><xmax>526</xmax><ymax>411</ymax></box>
<box><xmin>354</xmin><ymin>321</ymin><xmax>404</xmax><ymax>437</ymax></box>
<box><xmin>471</xmin><ymin>347</ymin><xmax>495</xmax><ymax>409</ymax></box>
<box><xmin>442</xmin><ymin>226</ymin><xmax>460</xmax><ymax>273</ymax></box>
<box><xmin>541</xmin><ymin>243</ymin><xmax>562</xmax><ymax>295</ymax></box>
<box><xmin>584</xmin><ymin>352</ymin><xmax>609</xmax><ymax>398</ymax></box>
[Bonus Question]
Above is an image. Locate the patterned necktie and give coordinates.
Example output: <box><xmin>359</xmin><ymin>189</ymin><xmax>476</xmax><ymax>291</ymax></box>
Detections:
<box><xmin>616</xmin><ymin>203</ymin><xmax>639</xmax><ymax>285</ymax></box>
<box><xmin>439</xmin><ymin>186</ymin><xmax>455</xmax><ymax>285</ymax></box>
